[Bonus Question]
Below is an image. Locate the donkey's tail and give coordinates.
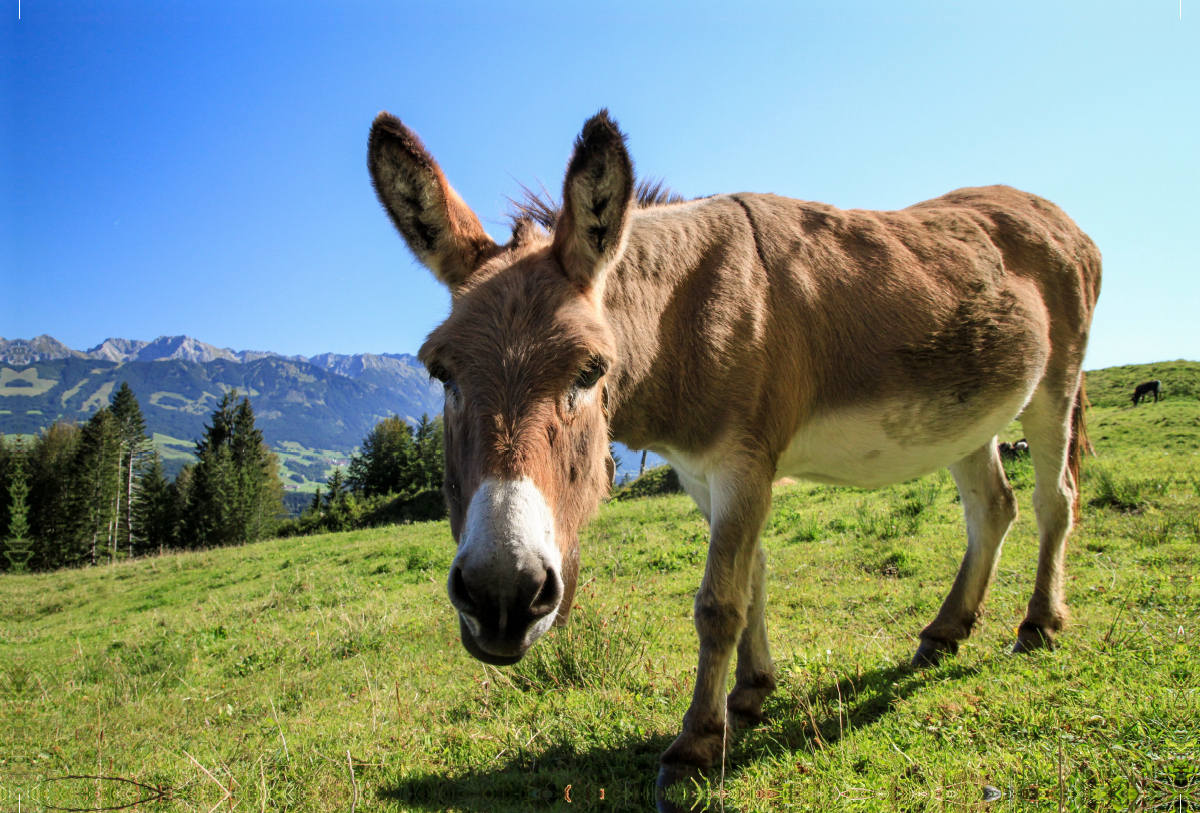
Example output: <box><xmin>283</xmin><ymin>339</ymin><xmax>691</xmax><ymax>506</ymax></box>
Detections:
<box><xmin>1068</xmin><ymin>373</ymin><xmax>1090</xmax><ymax>521</ymax></box>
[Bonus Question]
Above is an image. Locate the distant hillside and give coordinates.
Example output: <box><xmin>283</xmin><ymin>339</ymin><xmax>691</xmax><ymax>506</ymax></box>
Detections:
<box><xmin>0</xmin><ymin>355</ymin><xmax>443</xmax><ymax>461</ymax></box>
<box><xmin>1083</xmin><ymin>360</ymin><xmax>1200</xmax><ymax>408</ymax></box>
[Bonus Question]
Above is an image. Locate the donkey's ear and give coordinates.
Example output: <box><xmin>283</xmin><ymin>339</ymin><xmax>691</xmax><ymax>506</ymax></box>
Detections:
<box><xmin>552</xmin><ymin>110</ymin><xmax>635</xmax><ymax>290</ymax></box>
<box><xmin>368</xmin><ymin>113</ymin><xmax>496</xmax><ymax>291</ymax></box>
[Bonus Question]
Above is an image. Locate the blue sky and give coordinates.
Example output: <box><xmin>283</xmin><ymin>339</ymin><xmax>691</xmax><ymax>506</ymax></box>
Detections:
<box><xmin>2</xmin><ymin>1</ymin><xmax>1196</xmax><ymax>370</ymax></box>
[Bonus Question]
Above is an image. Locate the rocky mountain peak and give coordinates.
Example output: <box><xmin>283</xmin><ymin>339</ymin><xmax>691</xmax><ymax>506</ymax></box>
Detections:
<box><xmin>87</xmin><ymin>337</ymin><xmax>150</xmax><ymax>362</ymax></box>
<box><xmin>0</xmin><ymin>335</ymin><xmax>86</xmax><ymax>365</ymax></box>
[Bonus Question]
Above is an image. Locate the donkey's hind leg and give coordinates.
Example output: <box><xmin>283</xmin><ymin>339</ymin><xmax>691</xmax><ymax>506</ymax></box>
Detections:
<box><xmin>913</xmin><ymin>442</ymin><xmax>1017</xmax><ymax>667</ymax></box>
<box><xmin>728</xmin><ymin>543</ymin><xmax>776</xmax><ymax>728</ymax></box>
<box><xmin>1013</xmin><ymin>388</ymin><xmax>1078</xmax><ymax>652</ymax></box>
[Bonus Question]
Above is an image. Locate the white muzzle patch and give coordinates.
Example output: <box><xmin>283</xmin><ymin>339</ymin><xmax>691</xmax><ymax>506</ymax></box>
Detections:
<box><xmin>452</xmin><ymin>476</ymin><xmax>561</xmax><ymax>646</ymax></box>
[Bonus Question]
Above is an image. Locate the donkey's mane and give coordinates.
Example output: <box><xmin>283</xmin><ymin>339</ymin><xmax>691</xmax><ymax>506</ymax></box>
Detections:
<box><xmin>508</xmin><ymin>178</ymin><xmax>686</xmax><ymax>233</ymax></box>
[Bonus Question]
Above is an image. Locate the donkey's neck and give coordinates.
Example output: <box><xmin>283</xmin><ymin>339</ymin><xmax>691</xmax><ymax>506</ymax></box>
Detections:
<box><xmin>602</xmin><ymin>194</ymin><xmax>768</xmax><ymax>454</ymax></box>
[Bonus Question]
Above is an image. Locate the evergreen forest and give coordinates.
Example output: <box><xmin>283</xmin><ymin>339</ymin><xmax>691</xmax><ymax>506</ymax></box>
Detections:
<box><xmin>0</xmin><ymin>385</ymin><xmax>447</xmax><ymax>573</ymax></box>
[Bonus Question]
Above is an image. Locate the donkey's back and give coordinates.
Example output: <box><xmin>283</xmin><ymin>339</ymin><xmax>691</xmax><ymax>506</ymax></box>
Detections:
<box><xmin>720</xmin><ymin>185</ymin><xmax>1100</xmax><ymax>488</ymax></box>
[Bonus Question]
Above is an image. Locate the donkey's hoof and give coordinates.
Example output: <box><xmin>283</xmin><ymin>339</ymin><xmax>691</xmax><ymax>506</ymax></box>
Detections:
<box><xmin>912</xmin><ymin>637</ymin><xmax>958</xmax><ymax>667</ymax></box>
<box><xmin>1013</xmin><ymin>623</ymin><xmax>1056</xmax><ymax>654</ymax></box>
<box><xmin>656</xmin><ymin>764</ymin><xmax>708</xmax><ymax>812</ymax></box>
<box><xmin>727</xmin><ymin>677</ymin><xmax>775</xmax><ymax>730</ymax></box>
<box><xmin>727</xmin><ymin>704</ymin><xmax>768</xmax><ymax>731</ymax></box>
<box><xmin>660</xmin><ymin>728</ymin><xmax>725</xmax><ymax>773</ymax></box>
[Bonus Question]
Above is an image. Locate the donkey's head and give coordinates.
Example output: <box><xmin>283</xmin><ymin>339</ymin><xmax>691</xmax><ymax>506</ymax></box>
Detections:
<box><xmin>367</xmin><ymin>111</ymin><xmax>635</xmax><ymax>664</ymax></box>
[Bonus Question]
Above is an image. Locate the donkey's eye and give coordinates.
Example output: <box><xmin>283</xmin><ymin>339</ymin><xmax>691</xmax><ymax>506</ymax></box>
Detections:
<box><xmin>444</xmin><ymin>380</ymin><xmax>462</xmax><ymax>409</ymax></box>
<box><xmin>574</xmin><ymin>357</ymin><xmax>607</xmax><ymax>390</ymax></box>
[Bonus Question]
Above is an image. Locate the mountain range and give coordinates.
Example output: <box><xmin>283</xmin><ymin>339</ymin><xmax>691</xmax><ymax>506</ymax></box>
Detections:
<box><xmin>0</xmin><ymin>333</ymin><xmax>413</xmax><ymax>368</ymax></box>
<box><xmin>0</xmin><ymin>335</ymin><xmax>664</xmax><ymax>482</ymax></box>
<box><xmin>0</xmin><ymin>335</ymin><xmax>443</xmax><ymax>474</ymax></box>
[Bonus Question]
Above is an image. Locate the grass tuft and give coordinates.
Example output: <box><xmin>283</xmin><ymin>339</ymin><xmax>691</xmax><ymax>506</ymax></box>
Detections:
<box><xmin>1088</xmin><ymin>464</ymin><xmax>1172</xmax><ymax>511</ymax></box>
<box><xmin>509</xmin><ymin>599</ymin><xmax>662</xmax><ymax>693</ymax></box>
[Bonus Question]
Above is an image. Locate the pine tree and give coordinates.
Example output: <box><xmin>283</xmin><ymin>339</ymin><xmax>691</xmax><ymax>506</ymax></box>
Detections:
<box><xmin>230</xmin><ymin>396</ymin><xmax>284</xmax><ymax>541</ymax></box>
<box><xmin>132</xmin><ymin>455</ymin><xmax>176</xmax><ymax>556</ymax></box>
<box><xmin>324</xmin><ymin>467</ymin><xmax>347</xmax><ymax>508</ymax></box>
<box><xmin>2</xmin><ymin>440</ymin><xmax>34</xmax><ymax>573</ymax></box>
<box><xmin>72</xmin><ymin>408</ymin><xmax>122</xmax><ymax>566</ymax></box>
<box><xmin>0</xmin><ymin>435</ymin><xmax>14</xmax><ymax>550</ymax></box>
<box><xmin>183</xmin><ymin>393</ymin><xmax>236</xmax><ymax>548</ymax></box>
<box><xmin>182</xmin><ymin>390</ymin><xmax>283</xmax><ymax>548</ymax></box>
<box><xmin>412</xmin><ymin>414</ymin><xmax>444</xmax><ymax>493</ymax></box>
<box><xmin>172</xmin><ymin>464</ymin><xmax>194</xmax><ymax>544</ymax></box>
<box><xmin>322</xmin><ymin>467</ymin><xmax>358</xmax><ymax>530</ymax></box>
<box><xmin>347</xmin><ymin>415</ymin><xmax>415</xmax><ymax>497</ymax></box>
<box><xmin>259</xmin><ymin>445</ymin><xmax>286</xmax><ymax>539</ymax></box>
<box><xmin>110</xmin><ymin>382</ymin><xmax>152</xmax><ymax>558</ymax></box>
<box><xmin>27</xmin><ymin>421</ymin><xmax>80</xmax><ymax>570</ymax></box>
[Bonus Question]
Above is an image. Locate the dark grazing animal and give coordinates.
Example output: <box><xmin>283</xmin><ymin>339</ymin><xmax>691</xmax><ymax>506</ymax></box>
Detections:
<box><xmin>1131</xmin><ymin>380</ymin><xmax>1162</xmax><ymax>405</ymax></box>
<box><xmin>366</xmin><ymin>109</ymin><xmax>1101</xmax><ymax>774</ymax></box>
<box><xmin>998</xmin><ymin>439</ymin><xmax>1030</xmax><ymax>460</ymax></box>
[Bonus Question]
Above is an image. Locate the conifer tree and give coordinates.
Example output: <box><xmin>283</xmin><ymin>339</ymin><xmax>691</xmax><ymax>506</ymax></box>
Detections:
<box><xmin>183</xmin><ymin>392</ymin><xmax>237</xmax><ymax>548</ymax></box>
<box><xmin>172</xmin><ymin>464</ymin><xmax>194</xmax><ymax>542</ymax></box>
<box><xmin>2</xmin><ymin>441</ymin><xmax>34</xmax><ymax>573</ymax></box>
<box><xmin>413</xmin><ymin>414</ymin><xmax>444</xmax><ymax>493</ymax></box>
<box><xmin>132</xmin><ymin>455</ymin><xmax>177</xmax><ymax>556</ymax></box>
<box><xmin>322</xmin><ymin>467</ymin><xmax>357</xmax><ymax>530</ymax></box>
<box><xmin>0</xmin><ymin>435</ymin><xmax>13</xmax><ymax>548</ymax></box>
<box><xmin>347</xmin><ymin>415</ymin><xmax>415</xmax><ymax>497</ymax></box>
<box><xmin>72</xmin><ymin>408</ymin><xmax>122</xmax><ymax>566</ymax></box>
<box><xmin>324</xmin><ymin>467</ymin><xmax>347</xmax><ymax>507</ymax></box>
<box><xmin>27</xmin><ymin>421</ymin><xmax>80</xmax><ymax>570</ymax></box>
<box><xmin>182</xmin><ymin>390</ymin><xmax>283</xmax><ymax>548</ymax></box>
<box><xmin>110</xmin><ymin>382</ymin><xmax>152</xmax><ymax>557</ymax></box>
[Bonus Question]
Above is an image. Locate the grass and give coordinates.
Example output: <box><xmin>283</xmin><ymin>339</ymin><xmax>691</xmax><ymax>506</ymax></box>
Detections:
<box><xmin>2</xmin><ymin>362</ymin><xmax>1198</xmax><ymax>811</ymax></box>
<box><xmin>510</xmin><ymin>598</ymin><xmax>663</xmax><ymax>694</ymax></box>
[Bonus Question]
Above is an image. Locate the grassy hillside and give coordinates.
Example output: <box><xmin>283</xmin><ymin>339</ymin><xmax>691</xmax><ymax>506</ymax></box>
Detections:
<box><xmin>2</xmin><ymin>366</ymin><xmax>1197</xmax><ymax>811</ymax></box>
<box><xmin>1084</xmin><ymin>360</ymin><xmax>1200</xmax><ymax>408</ymax></box>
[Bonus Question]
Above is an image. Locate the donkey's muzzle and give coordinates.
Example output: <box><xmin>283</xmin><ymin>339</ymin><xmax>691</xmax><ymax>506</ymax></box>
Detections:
<box><xmin>449</xmin><ymin>563</ymin><xmax>562</xmax><ymax>664</ymax></box>
<box><xmin>447</xmin><ymin>476</ymin><xmax>562</xmax><ymax>663</ymax></box>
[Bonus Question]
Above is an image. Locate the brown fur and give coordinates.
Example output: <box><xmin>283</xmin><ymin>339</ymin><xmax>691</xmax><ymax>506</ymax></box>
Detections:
<box><xmin>367</xmin><ymin>110</ymin><xmax>1102</xmax><ymax>771</ymax></box>
<box><xmin>421</xmin><ymin>257</ymin><xmax>616</xmax><ymax>623</ymax></box>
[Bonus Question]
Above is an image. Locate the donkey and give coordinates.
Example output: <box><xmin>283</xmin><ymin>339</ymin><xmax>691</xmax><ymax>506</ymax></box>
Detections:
<box><xmin>366</xmin><ymin>110</ymin><xmax>1101</xmax><ymax>774</ymax></box>
<box><xmin>1131</xmin><ymin>379</ymin><xmax>1162</xmax><ymax>405</ymax></box>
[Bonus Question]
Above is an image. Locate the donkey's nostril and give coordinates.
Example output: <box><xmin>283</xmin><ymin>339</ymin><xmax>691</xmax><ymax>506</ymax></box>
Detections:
<box><xmin>528</xmin><ymin>567</ymin><xmax>562</xmax><ymax>619</ymax></box>
<box><xmin>449</xmin><ymin>566</ymin><xmax>479</xmax><ymax>614</ymax></box>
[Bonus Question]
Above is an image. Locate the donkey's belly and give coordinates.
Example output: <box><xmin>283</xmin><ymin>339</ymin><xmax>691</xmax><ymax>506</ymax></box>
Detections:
<box><xmin>777</xmin><ymin>391</ymin><xmax>1029</xmax><ymax>489</ymax></box>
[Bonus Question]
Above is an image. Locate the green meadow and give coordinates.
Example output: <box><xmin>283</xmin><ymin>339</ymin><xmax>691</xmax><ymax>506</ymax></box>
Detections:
<box><xmin>2</xmin><ymin>363</ymin><xmax>1198</xmax><ymax>811</ymax></box>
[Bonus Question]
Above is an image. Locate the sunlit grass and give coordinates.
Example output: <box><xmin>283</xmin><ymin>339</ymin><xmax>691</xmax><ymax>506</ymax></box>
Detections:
<box><xmin>3</xmin><ymin>382</ymin><xmax>1197</xmax><ymax>811</ymax></box>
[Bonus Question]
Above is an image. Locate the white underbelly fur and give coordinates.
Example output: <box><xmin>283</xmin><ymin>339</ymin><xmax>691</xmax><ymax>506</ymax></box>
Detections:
<box><xmin>776</xmin><ymin>391</ymin><xmax>1031</xmax><ymax>489</ymax></box>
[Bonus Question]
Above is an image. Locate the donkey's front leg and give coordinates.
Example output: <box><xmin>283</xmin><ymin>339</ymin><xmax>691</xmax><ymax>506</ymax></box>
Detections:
<box><xmin>728</xmin><ymin>544</ymin><xmax>776</xmax><ymax>728</ymax></box>
<box><xmin>661</xmin><ymin>468</ymin><xmax>773</xmax><ymax>772</ymax></box>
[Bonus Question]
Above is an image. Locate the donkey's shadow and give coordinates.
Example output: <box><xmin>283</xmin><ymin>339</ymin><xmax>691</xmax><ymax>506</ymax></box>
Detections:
<box><xmin>373</xmin><ymin>659</ymin><xmax>976</xmax><ymax>812</ymax></box>
<box><xmin>751</xmin><ymin>659</ymin><xmax>981</xmax><ymax>751</ymax></box>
